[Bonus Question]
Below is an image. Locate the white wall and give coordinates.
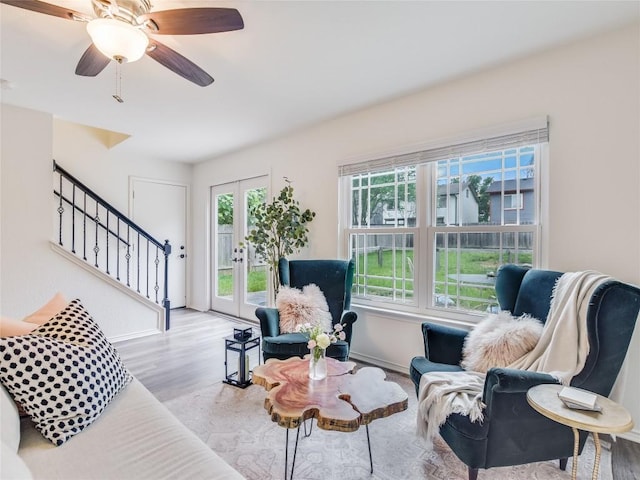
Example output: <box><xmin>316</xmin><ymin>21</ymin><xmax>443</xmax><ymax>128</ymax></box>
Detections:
<box><xmin>1</xmin><ymin>105</ymin><xmax>54</xmax><ymax>316</ymax></box>
<box><xmin>53</xmin><ymin>120</ymin><xmax>192</xmax><ymax>214</ymax></box>
<box><xmin>192</xmin><ymin>23</ymin><xmax>640</xmax><ymax>439</ymax></box>
<box><xmin>1</xmin><ymin>106</ymin><xmax>192</xmax><ymax>340</ymax></box>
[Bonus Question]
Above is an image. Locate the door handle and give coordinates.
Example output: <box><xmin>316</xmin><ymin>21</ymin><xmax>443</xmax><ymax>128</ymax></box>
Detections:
<box><xmin>232</xmin><ymin>247</ymin><xmax>244</xmax><ymax>263</ymax></box>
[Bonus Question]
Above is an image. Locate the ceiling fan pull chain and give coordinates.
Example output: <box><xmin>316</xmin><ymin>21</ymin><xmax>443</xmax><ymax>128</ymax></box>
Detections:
<box><xmin>113</xmin><ymin>58</ymin><xmax>124</xmax><ymax>103</ymax></box>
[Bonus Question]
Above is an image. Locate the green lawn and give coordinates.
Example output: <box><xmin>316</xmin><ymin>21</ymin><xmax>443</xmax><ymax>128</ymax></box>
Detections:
<box><xmin>217</xmin><ymin>266</ymin><xmax>267</xmax><ymax>297</ymax></box>
<box><xmin>353</xmin><ymin>248</ymin><xmax>532</xmax><ymax>311</ymax></box>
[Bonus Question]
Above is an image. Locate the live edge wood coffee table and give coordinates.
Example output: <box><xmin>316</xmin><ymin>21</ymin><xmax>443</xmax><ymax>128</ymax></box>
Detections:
<box><xmin>252</xmin><ymin>356</ymin><xmax>408</xmax><ymax>480</ymax></box>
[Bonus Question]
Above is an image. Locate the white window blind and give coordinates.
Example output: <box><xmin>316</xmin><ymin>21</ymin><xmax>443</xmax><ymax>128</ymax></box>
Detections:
<box><xmin>338</xmin><ymin>117</ymin><xmax>549</xmax><ymax>177</ymax></box>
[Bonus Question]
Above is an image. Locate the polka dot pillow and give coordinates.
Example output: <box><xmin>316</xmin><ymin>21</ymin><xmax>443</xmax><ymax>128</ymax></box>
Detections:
<box><xmin>0</xmin><ymin>299</ymin><xmax>132</xmax><ymax>446</ymax></box>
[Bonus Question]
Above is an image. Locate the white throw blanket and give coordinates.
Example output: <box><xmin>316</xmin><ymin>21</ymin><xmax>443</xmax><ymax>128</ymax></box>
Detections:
<box><xmin>416</xmin><ymin>270</ymin><xmax>611</xmax><ymax>446</ymax></box>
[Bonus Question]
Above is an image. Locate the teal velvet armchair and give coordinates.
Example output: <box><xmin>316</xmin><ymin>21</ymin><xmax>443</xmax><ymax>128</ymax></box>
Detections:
<box><xmin>410</xmin><ymin>264</ymin><xmax>640</xmax><ymax>480</ymax></box>
<box><xmin>255</xmin><ymin>258</ymin><xmax>357</xmax><ymax>362</ymax></box>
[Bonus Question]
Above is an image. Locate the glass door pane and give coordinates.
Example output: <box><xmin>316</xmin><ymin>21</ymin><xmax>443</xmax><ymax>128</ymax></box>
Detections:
<box><xmin>215</xmin><ymin>191</ymin><xmax>234</xmax><ymax>302</ymax></box>
<box><xmin>242</xmin><ymin>186</ymin><xmax>268</xmax><ymax>314</ymax></box>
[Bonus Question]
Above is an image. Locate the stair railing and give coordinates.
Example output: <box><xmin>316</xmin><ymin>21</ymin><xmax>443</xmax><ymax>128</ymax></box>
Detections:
<box><xmin>53</xmin><ymin>160</ymin><xmax>171</xmax><ymax>329</ymax></box>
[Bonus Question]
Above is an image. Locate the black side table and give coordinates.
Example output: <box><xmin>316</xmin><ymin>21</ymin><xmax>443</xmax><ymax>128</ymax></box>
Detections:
<box><xmin>223</xmin><ymin>331</ymin><xmax>261</xmax><ymax>388</ymax></box>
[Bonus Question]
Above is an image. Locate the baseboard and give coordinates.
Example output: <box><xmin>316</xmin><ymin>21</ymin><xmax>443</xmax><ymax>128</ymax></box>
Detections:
<box><xmin>349</xmin><ymin>351</ymin><xmax>409</xmax><ymax>375</ymax></box>
<box><xmin>618</xmin><ymin>429</ymin><xmax>640</xmax><ymax>444</ymax></box>
<box><xmin>111</xmin><ymin>328</ymin><xmax>162</xmax><ymax>343</ymax></box>
<box><xmin>208</xmin><ymin>310</ymin><xmax>259</xmax><ymax>327</ymax></box>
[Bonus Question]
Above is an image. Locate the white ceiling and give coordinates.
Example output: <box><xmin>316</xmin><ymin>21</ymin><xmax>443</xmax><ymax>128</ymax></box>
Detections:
<box><xmin>1</xmin><ymin>1</ymin><xmax>638</xmax><ymax>164</ymax></box>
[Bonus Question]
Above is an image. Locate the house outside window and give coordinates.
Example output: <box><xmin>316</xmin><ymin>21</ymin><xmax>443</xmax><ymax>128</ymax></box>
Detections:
<box><xmin>503</xmin><ymin>193</ymin><xmax>524</xmax><ymax>210</ymax></box>
<box><xmin>339</xmin><ymin>119</ymin><xmax>548</xmax><ymax>321</ymax></box>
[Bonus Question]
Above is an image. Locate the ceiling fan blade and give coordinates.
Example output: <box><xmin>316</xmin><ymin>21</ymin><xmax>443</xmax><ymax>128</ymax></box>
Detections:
<box><xmin>139</xmin><ymin>8</ymin><xmax>244</xmax><ymax>35</ymax></box>
<box><xmin>146</xmin><ymin>40</ymin><xmax>213</xmax><ymax>87</ymax></box>
<box><xmin>75</xmin><ymin>44</ymin><xmax>110</xmax><ymax>77</ymax></box>
<box><xmin>0</xmin><ymin>0</ymin><xmax>89</xmax><ymax>21</ymax></box>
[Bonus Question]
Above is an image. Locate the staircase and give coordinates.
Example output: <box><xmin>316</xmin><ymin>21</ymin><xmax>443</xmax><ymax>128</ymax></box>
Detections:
<box><xmin>52</xmin><ymin>160</ymin><xmax>172</xmax><ymax>329</ymax></box>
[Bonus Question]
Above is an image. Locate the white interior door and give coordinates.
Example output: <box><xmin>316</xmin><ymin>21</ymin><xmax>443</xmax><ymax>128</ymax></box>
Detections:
<box><xmin>130</xmin><ymin>178</ymin><xmax>188</xmax><ymax>309</ymax></box>
<box><xmin>211</xmin><ymin>177</ymin><xmax>268</xmax><ymax>319</ymax></box>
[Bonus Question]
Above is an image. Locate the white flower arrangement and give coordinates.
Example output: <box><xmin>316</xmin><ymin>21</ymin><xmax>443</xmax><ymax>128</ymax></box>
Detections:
<box><xmin>296</xmin><ymin>322</ymin><xmax>346</xmax><ymax>361</ymax></box>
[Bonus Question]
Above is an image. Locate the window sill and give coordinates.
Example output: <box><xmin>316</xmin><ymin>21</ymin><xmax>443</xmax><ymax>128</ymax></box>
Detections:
<box><xmin>350</xmin><ymin>301</ymin><xmax>482</xmax><ymax>331</ymax></box>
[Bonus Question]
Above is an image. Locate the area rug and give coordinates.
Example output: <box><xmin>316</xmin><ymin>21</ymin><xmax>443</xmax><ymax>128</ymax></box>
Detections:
<box><xmin>162</xmin><ymin>369</ymin><xmax>612</xmax><ymax>480</ymax></box>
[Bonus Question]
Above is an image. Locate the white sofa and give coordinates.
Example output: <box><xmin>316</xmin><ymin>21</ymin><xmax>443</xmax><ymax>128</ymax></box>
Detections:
<box><xmin>2</xmin><ymin>378</ymin><xmax>244</xmax><ymax>480</ymax></box>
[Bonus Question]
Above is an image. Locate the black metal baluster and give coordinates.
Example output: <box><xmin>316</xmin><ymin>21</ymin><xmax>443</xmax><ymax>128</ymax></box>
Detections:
<box><xmin>145</xmin><ymin>239</ymin><xmax>150</xmax><ymax>299</ymax></box>
<box><xmin>57</xmin><ymin>172</ymin><xmax>64</xmax><ymax>246</ymax></box>
<box><xmin>154</xmin><ymin>245</ymin><xmax>160</xmax><ymax>304</ymax></box>
<box><xmin>71</xmin><ymin>184</ymin><xmax>76</xmax><ymax>254</ymax></box>
<box><xmin>94</xmin><ymin>201</ymin><xmax>100</xmax><ymax>267</ymax></box>
<box><xmin>116</xmin><ymin>219</ymin><xmax>121</xmax><ymax>281</ymax></box>
<box><xmin>136</xmin><ymin>232</ymin><xmax>141</xmax><ymax>293</ymax></box>
<box><xmin>83</xmin><ymin>192</ymin><xmax>87</xmax><ymax>261</ymax></box>
<box><xmin>105</xmin><ymin>210</ymin><xmax>110</xmax><ymax>275</ymax></box>
<box><xmin>126</xmin><ymin>225</ymin><xmax>131</xmax><ymax>287</ymax></box>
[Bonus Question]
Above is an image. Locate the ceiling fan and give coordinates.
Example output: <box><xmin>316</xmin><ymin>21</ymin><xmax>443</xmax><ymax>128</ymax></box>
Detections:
<box><xmin>0</xmin><ymin>0</ymin><xmax>244</xmax><ymax>86</ymax></box>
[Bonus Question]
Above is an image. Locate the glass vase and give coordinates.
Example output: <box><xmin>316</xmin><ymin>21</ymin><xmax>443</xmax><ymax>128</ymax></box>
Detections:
<box><xmin>308</xmin><ymin>347</ymin><xmax>327</xmax><ymax>380</ymax></box>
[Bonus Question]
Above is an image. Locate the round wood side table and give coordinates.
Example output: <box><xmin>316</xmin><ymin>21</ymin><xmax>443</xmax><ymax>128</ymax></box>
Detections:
<box><xmin>527</xmin><ymin>384</ymin><xmax>633</xmax><ymax>480</ymax></box>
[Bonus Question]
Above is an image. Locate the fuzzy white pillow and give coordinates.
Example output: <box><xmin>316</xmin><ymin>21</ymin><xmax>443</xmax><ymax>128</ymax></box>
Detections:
<box><xmin>461</xmin><ymin>311</ymin><xmax>543</xmax><ymax>373</ymax></box>
<box><xmin>276</xmin><ymin>284</ymin><xmax>333</xmax><ymax>333</ymax></box>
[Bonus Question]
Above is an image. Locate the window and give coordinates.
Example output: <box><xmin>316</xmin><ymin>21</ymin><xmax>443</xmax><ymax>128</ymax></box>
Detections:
<box><xmin>504</xmin><ymin>193</ymin><xmax>523</xmax><ymax>210</ymax></box>
<box><xmin>349</xmin><ymin>167</ymin><xmax>417</xmax><ymax>303</ymax></box>
<box><xmin>339</xmin><ymin>119</ymin><xmax>547</xmax><ymax>320</ymax></box>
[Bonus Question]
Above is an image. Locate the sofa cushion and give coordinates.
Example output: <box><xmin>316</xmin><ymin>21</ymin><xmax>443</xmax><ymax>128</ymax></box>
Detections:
<box><xmin>282</xmin><ymin>258</ymin><xmax>353</xmax><ymax>326</ymax></box>
<box><xmin>1</xmin><ymin>384</ymin><xmax>21</xmax><ymax>452</ymax></box>
<box><xmin>22</xmin><ymin>293</ymin><xmax>69</xmax><ymax>325</ymax></box>
<box><xmin>0</xmin><ymin>299</ymin><xmax>132</xmax><ymax>446</ymax></box>
<box><xmin>18</xmin><ymin>379</ymin><xmax>243</xmax><ymax>480</ymax></box>
<box><xmin>0</xmin><ymin>317</ymin><xmax>39</xmax><ymax>337</ymax></box>
<box><xmin>460</xmin><ymin>311</ymin><xmax>543</xmax><ymax>373</ymax></box>
<box><xmin>276</xmin><ymin>284</ymin><xmax>332</xmax><ymax>333</ymax></box>
<box><xmin>262</xmin><ymin>333</ymin><xmax>350</xmax><ymax>361</ymax></box>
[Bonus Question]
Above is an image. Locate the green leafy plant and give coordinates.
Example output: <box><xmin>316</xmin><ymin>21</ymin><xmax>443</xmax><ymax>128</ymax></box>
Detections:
<box><xmin>244</xmin><ymin>178</ymin><xmax>316</xmax><ymax>302</ymax></box>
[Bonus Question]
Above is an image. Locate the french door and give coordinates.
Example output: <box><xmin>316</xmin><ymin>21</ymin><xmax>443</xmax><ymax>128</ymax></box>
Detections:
<box><xmin>210</xmin><ymin>177</ymin><xmax>268</xmax><ymax>319</ymax></box>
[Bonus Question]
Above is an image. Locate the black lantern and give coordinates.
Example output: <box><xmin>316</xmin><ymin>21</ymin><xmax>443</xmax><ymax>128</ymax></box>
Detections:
<box><xmin>224</xmin><ymin>328</ymin><xmax>260</xmax><ymax>388</ymax></box>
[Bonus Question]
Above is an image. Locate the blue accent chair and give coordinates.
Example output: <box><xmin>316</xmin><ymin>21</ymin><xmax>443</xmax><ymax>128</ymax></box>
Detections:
<box><xmin>409</xmin><ymin>264</ymin><xmax>640</xmax><ymax>480</ymax></box>
<box><xmin>256</xmin><ymin>258</ymin><xmax>357</xmax><ymax>362</ymax></box>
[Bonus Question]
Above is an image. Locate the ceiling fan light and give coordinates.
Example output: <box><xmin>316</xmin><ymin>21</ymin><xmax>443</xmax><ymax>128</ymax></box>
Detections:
<box><xmin>87</xmin><ymin>18</ymin><xmax>149</xmax><ymax>63</ymax></box>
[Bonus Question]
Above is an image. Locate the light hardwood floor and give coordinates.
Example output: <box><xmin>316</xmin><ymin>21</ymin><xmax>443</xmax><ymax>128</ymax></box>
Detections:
<box><xmin>115</xmin><ymin>308</ymin><xmax>259</xmax><ymax>402</ymax></box>
<box><xmin>115</xmin><ymin>308</ymin><xmax>639</xmax><ymax>479</ymax></box>
<box><xmin>612</xmin><ymin>438</ymin><xmax>640</xmax><ymax>480</ymax></box>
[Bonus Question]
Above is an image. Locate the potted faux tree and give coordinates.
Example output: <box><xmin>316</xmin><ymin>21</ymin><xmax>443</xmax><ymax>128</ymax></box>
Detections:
<box><xmin>245</xmin><ymin>178</ymin><xmax>316</xmax><ymax>303</ymax></box>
